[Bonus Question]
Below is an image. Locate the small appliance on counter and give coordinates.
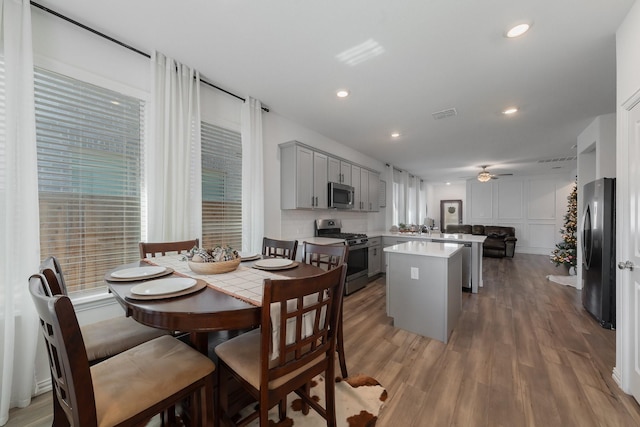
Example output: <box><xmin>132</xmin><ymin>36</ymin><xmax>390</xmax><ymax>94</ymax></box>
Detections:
<box><xmin>315</xmin><ymin>219</ymin><xmax>368</xmax><ymax>295</ymax></box>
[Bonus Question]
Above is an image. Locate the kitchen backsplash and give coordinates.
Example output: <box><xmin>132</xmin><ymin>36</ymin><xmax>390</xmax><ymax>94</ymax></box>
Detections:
<box><xmin>280</xmin><ymin>209</ymin><xmax>384</xmax><ymax>239</ymax></box>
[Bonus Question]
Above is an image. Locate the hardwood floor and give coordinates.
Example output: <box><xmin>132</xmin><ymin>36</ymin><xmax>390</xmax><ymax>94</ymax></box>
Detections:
<box><xmin>344</xmin><ymin>254</ymin><xmax>640</xmax><ymax>427</ymax></box>
<box><xmin>7</xmin><ymin>254</ymin><xmax>640</xmax><ymax>426</ymax></box>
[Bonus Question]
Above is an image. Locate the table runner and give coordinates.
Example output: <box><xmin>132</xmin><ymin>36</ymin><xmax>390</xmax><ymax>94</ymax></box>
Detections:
<box><xmin>146</xmin><ymin>254</ymin><xmax>292</xmax><ymax>307</ymax></box>
<box><xmin>147</xmin><ymin>254</ymin><xmax>324</xmax><ymax>360</ymax></box>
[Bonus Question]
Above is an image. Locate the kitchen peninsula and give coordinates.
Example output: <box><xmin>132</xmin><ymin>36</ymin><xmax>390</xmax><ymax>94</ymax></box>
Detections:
<box><xmin>369</xmin><ymin>231</ymin><xmax>486</xmax><ymax>293</ymax></box>
<box><xmin>384</xmin><ymin>241</ymin><xmax>463</xmax><ymax>343</ymax></box>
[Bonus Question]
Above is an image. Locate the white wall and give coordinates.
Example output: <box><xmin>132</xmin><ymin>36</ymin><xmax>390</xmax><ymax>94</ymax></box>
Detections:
<box><xmin>466</xmin><ymin>174</ymin><xmax>575</xmax><ymax>256</ymax></box>
<box><xmin>425</xmin><ymin>182</ymin><xmax>466</xmax><ymax>229</ymax></box>
<box><xmin>615</xmin><ymin>0</ymin><xmax>640</xmax><ymax>397</ymax></box>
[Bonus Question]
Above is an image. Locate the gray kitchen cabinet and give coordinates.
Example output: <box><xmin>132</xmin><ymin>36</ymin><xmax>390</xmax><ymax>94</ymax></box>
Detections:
<box><xmin>328</xmin><ymin>157</ymin><xmax>352</xmax><ymax>186</ymax></box>
<box><xmin>360</xmin><ymin>168</ymin><xmax>370</xmax><ymax>211</ymax></box>
<box><xmin>280</xmin><ymin>142</ymin><xmax>328</xmax><ymax>209</ymax></box>
<box><xmin>280</xmin><ymin>140</ymin><xmax>379</xmax><ymax>211</ymax></box>
<box><xmin>368</xmin><ymin>237</ymin><xmax>382</xmax><ymax>277</ymax></box>
<box><xmin>368</xmin><ymin>171</ymin><xmax>380</xmax><ymax>212</ymax></box>
<box><xmin>351</xmin><ymin>164</ymin><xmax>362</xmax><ymax>211</ymax></box>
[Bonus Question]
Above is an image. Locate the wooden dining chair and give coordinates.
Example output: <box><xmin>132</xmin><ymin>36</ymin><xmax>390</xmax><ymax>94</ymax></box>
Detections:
<box><xmin>139</xmin><ymin>238</ymin><xmax>199</xmax><ymax>258</ymax></box>
<box><xmin>29</xmin><ymin>273</ymin><xmax>216</xmax><ymax>427</ymax></box>
<box><xmin>39</xmin><ymin>256</ymin><xmax>169</xmax><ymax>364</ymax></box>
<box><xmin>300</xmin><ymin>241</ymin><xmax>350</xmax><ymax>379</ymax></box>
<box><xmin>215</xmin><ymin>265</ymin><xmax>347</xmax><ymax>427</ymax></box>
<box><xmin>261</xmin><ymin>237</ymin><xmax>298</xmax><ymax>260</ymax></box>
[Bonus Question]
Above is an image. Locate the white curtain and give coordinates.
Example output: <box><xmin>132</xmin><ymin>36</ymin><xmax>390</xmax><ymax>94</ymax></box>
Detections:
<box><xmin>407</xmin><ymin>175</ymin><xmax>419</xmax><ymax>224</ymax></box>
<box><xmin>241</xmin><ymin>97</ymin><xmax>264</xmax><ymax>254</ymax></box>
<box><xmin>418</xmin><ymin>179</ymin><xmax>428</xmax><ymax>225</ymax></box>
<box><xmin>0</xmin><ymin>0</ymin><xmax>40</xmax><ymax>424</ymax></box>
<box><xmin>394</xmin><ymin>168</ymin><xmax>409</xmax><ymax>225</ymax></box>
<box><xmin>384</xmin><ymin>164</ymin><xmax>394</xmax><ymax>230</ymax></box>
<box><xmin>147</xmin><ymin>51</ymin><xmax>202</xmax><ymax>242</ymax></box>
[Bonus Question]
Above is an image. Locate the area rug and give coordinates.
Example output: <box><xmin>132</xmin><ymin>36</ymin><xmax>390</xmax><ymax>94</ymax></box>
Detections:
<box><xmin>242</xmin><ymin>374</ymin><xmax>387</xmax><ymax>426</ymax></box>
<box><xmin>547</xmin><ymin>274</ymin><xmax>577</xmax><ymax>287</ymax></box>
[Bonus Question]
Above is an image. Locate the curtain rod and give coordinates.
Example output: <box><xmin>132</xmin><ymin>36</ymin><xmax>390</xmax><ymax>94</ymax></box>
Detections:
<box><xmin>30</xmin><ymin>1</ymin><xmax>269</xmax><ymax>112</ymax></box>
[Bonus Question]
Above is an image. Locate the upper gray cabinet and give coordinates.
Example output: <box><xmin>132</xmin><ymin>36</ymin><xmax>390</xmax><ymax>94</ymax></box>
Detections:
<box><xmin>328</xmin><ymin>157</ymin><xmax>352</xmax><ymax>186</ymax></box>
<box><xmin>280</xmin><ymin>141</ymin><xmax>379</xmax><ymax>211</ymax></box>
<box><xmin>280</xmin><ymin>142</ymin><xmax>328</xmax><ymax>209</ymax></box>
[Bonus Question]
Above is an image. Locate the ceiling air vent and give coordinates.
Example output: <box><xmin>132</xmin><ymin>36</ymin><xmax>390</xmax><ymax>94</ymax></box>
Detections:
<box><xmin>432</xmin><ymin>108</ymin><xmax>458</xmax><ymax>120</ymax></box>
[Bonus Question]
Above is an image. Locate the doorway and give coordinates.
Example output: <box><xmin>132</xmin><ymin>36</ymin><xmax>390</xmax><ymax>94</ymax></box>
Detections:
<box><xmin>440</xmin><ymin>199</ymin><xmax>462</xmax><ymax>231</ymax></box>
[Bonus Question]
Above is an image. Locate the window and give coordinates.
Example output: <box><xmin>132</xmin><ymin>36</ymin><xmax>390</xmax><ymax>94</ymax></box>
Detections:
<box><xmin>34</xmin><ymin>68</ymin><xmax>144</xmax><ymax>294</ymax></box>
<box><xmin>201</xmin><ymin>122</ymin><xmax>242</xmax><ymax>250</ymax></box>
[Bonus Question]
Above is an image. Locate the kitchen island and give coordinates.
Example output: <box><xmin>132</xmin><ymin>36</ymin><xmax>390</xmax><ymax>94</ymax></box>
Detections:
<box><xmin>384</xmin><ymin>241</ymin><xmax>463</xmax><ymax>343</ymax></box>
<box><xmin>369</xmin><ymin>231</ymin><xmax>486</xmax><ymax>293</ymax></box>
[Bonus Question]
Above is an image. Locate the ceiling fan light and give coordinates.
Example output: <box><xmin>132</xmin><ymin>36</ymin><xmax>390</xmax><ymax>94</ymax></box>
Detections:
<box><xmin>477</xmin><ymin>171</ymin><xmax>492</xmax><ymax>182</ymax></box>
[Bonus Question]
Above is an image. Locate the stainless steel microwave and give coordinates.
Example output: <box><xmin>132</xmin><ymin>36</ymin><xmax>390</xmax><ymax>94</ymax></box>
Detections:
<box><xmin>328</xmin><ymin>182</ymin><xmax>354</xmax><ymax>209</ymax></box>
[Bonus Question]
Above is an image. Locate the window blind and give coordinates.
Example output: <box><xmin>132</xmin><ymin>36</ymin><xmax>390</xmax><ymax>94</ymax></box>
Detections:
<box><xmin>34</xmin><ymin>68</ymin><xmax>144</xmax><ymax>294</ymax></box>
<box><xmin>201</xmin><ymin>122</ymin><xmax>242</xmax><ymax>250</ymax></box>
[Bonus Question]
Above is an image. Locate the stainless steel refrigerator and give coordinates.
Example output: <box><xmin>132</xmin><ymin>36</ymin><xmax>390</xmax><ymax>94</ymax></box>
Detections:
<box><xmin>581</xmin><ymin>178</ymin><xmax>616</xmax><ymax>329</ymax></box>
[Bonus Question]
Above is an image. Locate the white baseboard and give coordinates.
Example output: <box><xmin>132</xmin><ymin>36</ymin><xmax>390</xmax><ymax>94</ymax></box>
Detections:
<box><xmin>35</xmin><ymin>377</ymin><xmax>52</xmax><ymax>396</ymax></box>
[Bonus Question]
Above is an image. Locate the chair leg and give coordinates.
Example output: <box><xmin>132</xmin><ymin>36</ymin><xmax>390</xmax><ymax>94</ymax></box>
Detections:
<box><xmin>278</xmin><ymin>397</ymin><xmax>287</xmax><ymax>421</ymax></box>
<box><xmin>337</xmin><ymin>307</ymin><xmax>348</xmax><ymax>379</ymax></box>
<box><xmin>325</xmin><ymin>364</ymin><xmax>337</xmax><ymax>427</ymax></box>
<box><xmin>202</xmin><ymin>377</ymin><xmax>215</xmax><ymax>427</ymax></box>
<box><xmin>52</xmin><ymin>395</ymin><xmax>70</xmax><ymax>427</ymax></box>
<box><xmin>216</xmin><ymin>365</ymin><xmax>228</xmax><ymax>427</ymax></box>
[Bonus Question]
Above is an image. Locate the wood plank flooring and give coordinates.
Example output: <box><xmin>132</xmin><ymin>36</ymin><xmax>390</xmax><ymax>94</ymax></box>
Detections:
<box><xmin>7</xmin><ymin>254</ymin><xmax>640</xmax><ymax>426</ymax></box>
<box><xmin>344</xmin><ymin>254</ymin><xmax>640</xmax><ymax>427</ymax></box>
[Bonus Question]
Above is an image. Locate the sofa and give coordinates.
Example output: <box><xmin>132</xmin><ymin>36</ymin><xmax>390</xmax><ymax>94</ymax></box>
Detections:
<box><xmin>445</xmin><ymin>224</ymin><xmax>517</xmax><ymax>258</ymax></box>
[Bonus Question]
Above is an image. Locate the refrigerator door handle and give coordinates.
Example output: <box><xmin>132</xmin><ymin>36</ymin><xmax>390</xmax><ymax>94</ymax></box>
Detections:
<box><xmin>618</xmin><ymin>260</ymin><xmax>635</xmax><ymax>271</ymax></box>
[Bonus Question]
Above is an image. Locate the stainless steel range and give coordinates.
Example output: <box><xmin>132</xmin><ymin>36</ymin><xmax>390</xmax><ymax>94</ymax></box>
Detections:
<box><xmin>315</xmin><ymin>219</ymin><xmax>369</xmax><ymax>295</ymax></box>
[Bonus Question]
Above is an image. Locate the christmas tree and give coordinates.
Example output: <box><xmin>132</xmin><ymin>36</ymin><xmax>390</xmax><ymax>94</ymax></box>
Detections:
<box><xmin>551</xmin><ymin>182</ymin><xmax>577</xmax><ymax>269</ymax></box>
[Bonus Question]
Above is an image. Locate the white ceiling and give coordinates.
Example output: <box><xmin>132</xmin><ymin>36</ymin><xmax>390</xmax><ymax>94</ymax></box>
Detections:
<box><xmin>35</xmin><ymin>0</ymin><xmax>635</xmax><ymax>182</ymax></box>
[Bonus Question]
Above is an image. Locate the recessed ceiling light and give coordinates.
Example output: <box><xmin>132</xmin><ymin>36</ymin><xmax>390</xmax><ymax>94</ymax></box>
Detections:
<box><xmin>336</xmin><ymin>89</ymin><xmax>350</xmax><ymax>98</ymax></box>
<box><xmin>505</xmin><ymin>22</ymin><xmax>532</xmax><ymax>38</ymax></box>
<box><xmin>502</xmin><ymin>107</ymin><xmax>518</xmax><ymax>115</ymax></box>
<box><xmin>391</xmin><ymin>132</ymin><xmax>400</xmax><ymax>138</ymax></box>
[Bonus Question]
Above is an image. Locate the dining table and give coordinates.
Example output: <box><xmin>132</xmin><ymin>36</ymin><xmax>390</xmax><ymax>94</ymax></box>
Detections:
<box><xmin>105</xmin><ymin>256</ymin><xmax>324</xmax><ymax>354</ymax></box>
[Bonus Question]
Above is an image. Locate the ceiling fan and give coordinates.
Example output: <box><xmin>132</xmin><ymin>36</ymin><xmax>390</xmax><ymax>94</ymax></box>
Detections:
<box><xmin>477</xmin><ymin>165</ymin><xmax>513</xmax><ymax>182</ymax></box>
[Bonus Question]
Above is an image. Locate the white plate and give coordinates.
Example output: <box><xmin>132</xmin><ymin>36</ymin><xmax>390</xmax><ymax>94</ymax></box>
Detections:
<box><xmin>130</xmin><ymin>278</ymin><xmax>197</xmax><ymax>296</ymax></box>
<box><xmin>254</xmin><ymin>258</ymin><xmax>293</xmax><ymax>268</ymax></box>
<box><xmin>239</xmin><ymin>252</ymin><xmax>260</xmax><ymax>261</ymax></box>
<box><xmin>111</xmin><ymin>266</ymin><xmax>167</xmax><ymax>279</ymax></box>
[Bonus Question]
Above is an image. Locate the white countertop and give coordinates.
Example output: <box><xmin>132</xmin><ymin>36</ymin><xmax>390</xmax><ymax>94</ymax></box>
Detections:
<box><xmin>368</xmin><ymin>231</ymin><xmax>487</xmax><ymax>243</ymax></box>
<box><xmin>383</xmin><ymin>240</ymin><xmax>464</xmax><ymax>258</ymax></box>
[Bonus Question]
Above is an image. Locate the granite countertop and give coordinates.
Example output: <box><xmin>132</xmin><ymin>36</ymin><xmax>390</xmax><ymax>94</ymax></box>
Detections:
<box><xmin>383</xmin><ymin>240</ymin><xmax>464</xmax><ymax>258</ymax></box>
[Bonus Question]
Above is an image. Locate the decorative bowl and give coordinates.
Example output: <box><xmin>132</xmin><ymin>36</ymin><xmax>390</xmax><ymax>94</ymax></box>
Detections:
<box><xmin>188</xmin><ymin>258</ymin><xmax>240</xmax><ymax>274</ymax></box>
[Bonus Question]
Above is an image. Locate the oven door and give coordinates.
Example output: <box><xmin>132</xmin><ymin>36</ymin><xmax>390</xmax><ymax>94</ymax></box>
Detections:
<box><xmin>345</xmin><ymin>244</ymin><xmax>368</xmax><ymax>295</ymax></box>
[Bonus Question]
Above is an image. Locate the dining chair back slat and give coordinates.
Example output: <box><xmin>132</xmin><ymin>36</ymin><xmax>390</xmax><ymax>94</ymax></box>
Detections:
<box><xmin>139</xmin><ymin>238</ymin><xmax>199</xmax><ymax>259</ymax></box>
<box><xmin>262</xmin><ymin>237</ymin><xmax>298</xmax><ymax>260</ymax></box>
<box><xmin>215</xmin><ymin>265</ymin><xmax>347</xmax><ymax>426</ymax></box>
<box><xmin>39</xmin><ymin>256</ymin><xmax>169</xmax><ymax>366</ymax></box>
<box><xmin>300</xmin><ymin>241</ymin><xmax>350</xmax><ymax>379</ymax></box>
<box><xmin>29</xmin><ymin>273</ymin><xmax>216</xmax><ymax>427</ymax></box>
